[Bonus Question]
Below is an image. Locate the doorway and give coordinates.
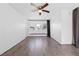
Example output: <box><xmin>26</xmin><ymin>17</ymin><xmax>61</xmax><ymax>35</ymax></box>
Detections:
<box><xmin>73</xmin><ymin>7</ymin><xmax>79</xmax><ymax>47</ymax></box>
<box><xmin>28</xmin><ymin>20</ymin><xmax>50</xmax><ymax>37</ymax></box>
<box><xmin>47</xmin><ymin>20</ymin><xmax>51</xmax><ymax>37</ymax></box>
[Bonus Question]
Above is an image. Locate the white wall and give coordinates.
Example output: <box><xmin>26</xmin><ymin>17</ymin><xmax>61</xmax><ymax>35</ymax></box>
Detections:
<box><xmin>51</xmin><ymin>3</ymin><xmax>79</xmax><ymax>44</ymax></box>
<box><xmin>60</xmin><ymin>4</ymin><xmax>79</xmax><ymax>44</ymax></box>
<box><xmin>51</xmin><ymin>8</ymin><xmax>72</xmax><ymax>44</ymax></box>
<box><xmin>61</xmin><ymin>9</ymin><xmax>72</xmax><ymax>44</ymax></box>
<box><xmin>50</xmin><ymin>7</ymin><xmax>61</xmax><ymax>43</ymax></box>
<box><xmin>0</xmin><ymin>4</ymin><xmax>27</xmax><ymax>55</ymax></box>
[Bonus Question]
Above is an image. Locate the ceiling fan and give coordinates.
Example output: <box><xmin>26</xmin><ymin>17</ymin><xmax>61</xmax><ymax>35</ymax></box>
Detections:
<box><xmin>31</xmin><ymin>3</ymin><xmax>50</xmax><ymax>15</ymax></box>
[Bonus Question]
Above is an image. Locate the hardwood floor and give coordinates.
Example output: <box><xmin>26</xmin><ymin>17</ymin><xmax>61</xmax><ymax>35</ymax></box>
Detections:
<box><xmin>1</xmin><ymin>36</ymin><xmax>79</xmax><ymax>56</ymax></box>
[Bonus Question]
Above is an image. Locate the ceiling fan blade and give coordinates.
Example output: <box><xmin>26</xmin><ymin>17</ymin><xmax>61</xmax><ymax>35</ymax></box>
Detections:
<box><xmin>40</xmin><ymin>3</ymin><xmax>48</xmax><ymax>9</ymax></box>
<box><xmin>42</xmin><ymin>10</ymin><xmax>50</xmax><ymax>13</ymax></box>
<box><xmin>31</xmin><ymin>3</ymin><xmax>39</xmax><ymax>9</ymax></box>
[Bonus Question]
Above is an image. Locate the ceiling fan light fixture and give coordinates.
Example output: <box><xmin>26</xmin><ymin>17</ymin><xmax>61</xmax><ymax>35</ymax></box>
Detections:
<box><xmin>38</xmin><ymin>10</ymin><xmax>42</xmax><ymax>13</ymax></box>
<box><xmin>39</xmin><ymin>12</ymin><xmax>42</xmax><ymax>15</ymax></box>
<box><xmin>31</xmin><ymin>3</ymin><xmax>50</xmax><ymax>15</ymax></box>
<box><xmin>38</xmin><ymin>10</ymin><xmax>42</xmax><ymax>15</ymax></box>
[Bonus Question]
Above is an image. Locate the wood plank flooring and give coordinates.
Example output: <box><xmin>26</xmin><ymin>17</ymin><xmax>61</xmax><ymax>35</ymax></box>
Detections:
<box><xmin>1</xmin><ymin>36</ymin><xmax>79</xmax><ymax>56</ymax></box>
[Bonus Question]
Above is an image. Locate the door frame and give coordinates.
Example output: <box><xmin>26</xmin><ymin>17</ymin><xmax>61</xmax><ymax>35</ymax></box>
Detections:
<box><xmin>47</xmin><ymin>20</ymin><xmax>51</xmax><ymax>37</ymax></box>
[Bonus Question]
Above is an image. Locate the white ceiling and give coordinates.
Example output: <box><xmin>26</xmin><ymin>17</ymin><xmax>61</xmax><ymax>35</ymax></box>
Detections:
<box><xmin>8</xmin><ymin>3</ymin><xmax>79</xmax><ymax>19</ymax></box>
<box><xmin>9</xmin><ymin>3</ymin><xmax>54</xmax><ymax>18</ymax></box>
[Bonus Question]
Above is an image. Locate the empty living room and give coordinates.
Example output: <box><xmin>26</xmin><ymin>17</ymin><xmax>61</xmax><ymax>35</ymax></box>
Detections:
<box><xmin>1</xmin><ymin>0</ymin><xmax>79</xmax><ymax>58</ymax></box>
